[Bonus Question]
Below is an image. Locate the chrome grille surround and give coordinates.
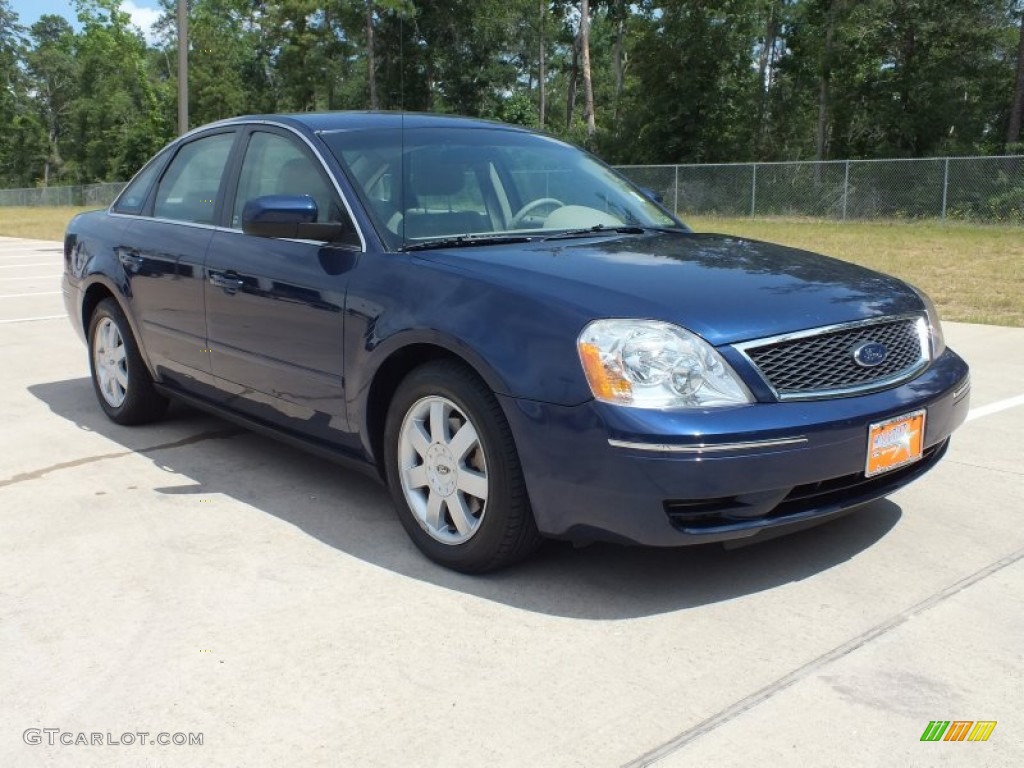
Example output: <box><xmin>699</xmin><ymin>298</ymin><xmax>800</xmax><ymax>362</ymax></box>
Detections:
<box><xmin>734</xmin><ymin>313</ymin><xmax>931</xmax><ymax>401</ymax></box>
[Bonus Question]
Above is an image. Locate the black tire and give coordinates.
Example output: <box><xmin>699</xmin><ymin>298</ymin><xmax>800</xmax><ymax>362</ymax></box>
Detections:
<box><xmin>87</xmin><ymin>298</ymin><xmax>169</xmax><ymax>425</ymax></box>
<box><xmin>384</xmin><ymin>360</ymin><xmax>542</xmax><ymax>573</ymax></box>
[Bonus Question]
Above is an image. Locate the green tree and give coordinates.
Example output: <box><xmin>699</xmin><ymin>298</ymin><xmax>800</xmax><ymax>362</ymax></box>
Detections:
<box><xmin>1008</xmin><ymin>0</ymin><xmax>1024</xmax><ymax>146</ymax></box>
<box><xmin>615</xmin><ymin>1</ymin><xmax>762</xmax><ymax>163</ymax></box>
<box><xmin>67</xmin><ymin>0</ymin><xmax>169</xmax><ymax>182</ymax></box>
<box><xmin>26</xmin><ymin>16</ymin><xmax>77</xmax><ymax>185</ymax></box>
<box><xmin>0</xmin><ymin>0</ymin><xmax>36</xmax><ymax>185</ymax></box>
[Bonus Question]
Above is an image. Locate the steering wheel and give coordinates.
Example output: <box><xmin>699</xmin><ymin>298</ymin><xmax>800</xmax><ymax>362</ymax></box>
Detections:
<box><xmin>510</xmin><ymin>197</ymin><xmax>564</xmax><ymax>228</ymax></box>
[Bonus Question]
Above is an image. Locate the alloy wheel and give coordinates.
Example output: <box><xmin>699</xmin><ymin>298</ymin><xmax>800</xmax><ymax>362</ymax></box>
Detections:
<box><xmin>93</xmin><ymin>316</ymin><xmax>128</xmax><ymax>408</ymax></box>
<box><xmin>398</xmin><ymin>395</ymin><xmax>489</xmax><ymax>545</ymax></box>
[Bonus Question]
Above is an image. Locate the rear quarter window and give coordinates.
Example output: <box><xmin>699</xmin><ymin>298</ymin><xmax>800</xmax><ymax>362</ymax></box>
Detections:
<box><xmin>111</xmin><ymin>156</ymin><xmax>166</xmax><ymax>215</ymax></box>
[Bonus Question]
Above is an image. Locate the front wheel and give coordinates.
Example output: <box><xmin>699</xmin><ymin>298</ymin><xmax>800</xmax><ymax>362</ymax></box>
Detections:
<box><xmin>384</xmin><ymin>361</ymin><xmax>541</xmax><ymax>572</ymax></box>
<box><xmin>88</xmin><ymin>298</ymin><xmax>168</xmax><ymax>425</ymax></box>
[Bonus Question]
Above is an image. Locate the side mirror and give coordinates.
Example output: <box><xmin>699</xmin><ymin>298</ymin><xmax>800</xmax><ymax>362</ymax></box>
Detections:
<box><xmin>640</xmin><ymin>187</ymin><xmax>665</xmax><ymax>205</ymax></box>
<box><xmin>242</xmin><ymin>195</ymin><xmax>348</xmax><ymax>241</ymax></box>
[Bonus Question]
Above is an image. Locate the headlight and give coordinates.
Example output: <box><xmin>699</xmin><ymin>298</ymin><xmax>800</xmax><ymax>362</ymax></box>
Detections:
<box><xmin>911</xmin><ymin>286</ymin><xmax>946</xmax><ymax>358</ymax></box>
<box><xmin>578</xmin><ymin>319</ymin><xmax>754</xmax><ymax>408</ymax></box>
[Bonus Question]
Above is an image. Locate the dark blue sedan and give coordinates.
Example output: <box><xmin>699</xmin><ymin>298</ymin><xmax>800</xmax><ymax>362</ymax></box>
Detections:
<box><xmin>63</xmin><ymin>112</ymin><xmax>970</xmax><ymax>571</ymax></box>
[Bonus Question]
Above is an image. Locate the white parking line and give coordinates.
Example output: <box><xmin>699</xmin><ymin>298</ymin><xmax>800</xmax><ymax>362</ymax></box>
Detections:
<box><xmin>0</xmin><ymin>263</ymin><xmax>57</xmax><ymax>268</ymax></box>
<box><xmin>0</xmin><ymin>314</ymin><xmax>67</xmax><ymax>324</ymax></box>
<box><xmin>0</xmin><ymin>291</ymin><xmax>62</xmax><ymax>298</ymax></box>
<box><xmin>967</xmin><ymin>393</ymin><xmax>1024</xmax><ymax>422</ymax></box>
<box><xmin>0</xmin><ymin>257</ymin><xmax>62</xmax><ymax>264</ymax></box>
<box><xmin>0</xmin><ymin>275</ymin><xmax>61</xmax><ymax>280</ymax></box>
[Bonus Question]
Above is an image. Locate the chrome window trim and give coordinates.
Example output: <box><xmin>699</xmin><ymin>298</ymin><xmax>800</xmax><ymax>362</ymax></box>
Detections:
<box><xmin>107</xmin><ymin>120</ymin><xmax>368</xmax><ymax>251</ymax></box>
<box><xmin>607</xmin><ymin>436</ymin><xmax>808</xmax><ymax>454</ymax></box>
<box><xmin>733</xmin><ymin>312</ymin><xmax>930</xmax><ymax>402</ymax></box>
<box><xmin>108</xmin><ymin>212</ymin><xmax>222</xmax><ymax>231</ymax></box>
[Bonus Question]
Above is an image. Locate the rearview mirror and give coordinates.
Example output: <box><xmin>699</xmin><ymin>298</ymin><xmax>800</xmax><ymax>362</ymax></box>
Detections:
<box><xmin>639</xmin><ymin>187</ymin><xmax>664</xmax><ymax>204</ymax></box>
<box><xmin>242</xmin><ymin>195</ymin><xmax>348</xmax><ymax>242</ymax></box>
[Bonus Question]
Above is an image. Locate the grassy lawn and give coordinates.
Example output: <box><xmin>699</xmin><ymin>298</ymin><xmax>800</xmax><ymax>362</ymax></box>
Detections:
<box><xmin>689</xmin><ymin>216</ymin><xmax>1024</xmax><ymax>327</ymax></box>
<box><xmin>0</xmin><ymin>206</ymin><xmax>1020</xmax><ymax>326</ymax></box>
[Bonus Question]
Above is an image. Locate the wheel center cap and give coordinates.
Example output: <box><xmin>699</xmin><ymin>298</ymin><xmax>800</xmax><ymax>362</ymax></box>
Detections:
<box><xmin>426</xmin><ymin>443</ymin><xmax>457</xmax><ymax>497</ymax></box>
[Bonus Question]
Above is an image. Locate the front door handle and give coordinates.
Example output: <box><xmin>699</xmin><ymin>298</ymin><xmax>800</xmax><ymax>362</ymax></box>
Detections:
<box><xmin>208</xmin><ymin>271</ymin><xmax>244</xmax><ymax>293</ymax></box>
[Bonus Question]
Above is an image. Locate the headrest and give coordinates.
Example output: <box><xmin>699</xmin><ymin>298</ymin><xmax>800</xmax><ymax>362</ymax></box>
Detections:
<box><xmin>278</xmin><ymin>158</ymin><xmax>312</xmax><ymax>196</ymax></box>
<box><xmin>409</xmin><ymin>153</ymin><xmax>465</xmax><ymax>197</ymax></box>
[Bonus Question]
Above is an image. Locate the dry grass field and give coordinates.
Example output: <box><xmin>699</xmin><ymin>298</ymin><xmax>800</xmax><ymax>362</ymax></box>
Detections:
<box><xmin>0</xmin><ymin>206</ymin><xmax>92</xmax><ymax>241</ymax></box>
<box><xmin>0</xmin><ymin>206</ymin><xmax>1020</xmax><ymax>326</ymax></box>
<box><xmin>689</xmin><ymin>216</ymin><xmax>1024</xmax><ymax>327</ymax></box>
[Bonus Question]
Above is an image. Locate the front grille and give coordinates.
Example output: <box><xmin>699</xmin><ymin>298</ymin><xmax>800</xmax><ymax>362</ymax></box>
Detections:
<box><xmin>739</xmin><ymin>315</ymin><xmax>928</xmax><ymax>400</ymax></box>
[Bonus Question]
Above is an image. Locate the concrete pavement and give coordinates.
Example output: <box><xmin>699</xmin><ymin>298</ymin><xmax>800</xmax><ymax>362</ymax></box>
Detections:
<box><xmin>0</xmin><ymin>235</ymin><xmax>1021</xmax><ymax>767</ymax></box>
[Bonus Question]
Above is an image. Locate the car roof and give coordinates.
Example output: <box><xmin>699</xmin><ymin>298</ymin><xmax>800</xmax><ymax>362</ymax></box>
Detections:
<box><xmin>200</xmin><ymin>111</ymin><xmax>532</xmax><ymax>135</ymax></box>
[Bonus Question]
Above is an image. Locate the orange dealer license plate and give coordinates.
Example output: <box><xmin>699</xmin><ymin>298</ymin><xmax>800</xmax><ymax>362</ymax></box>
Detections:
<box><xmin>865</xmin><ymin>410</ymin><xmax>927</xmax><ymax>478</ymax></box>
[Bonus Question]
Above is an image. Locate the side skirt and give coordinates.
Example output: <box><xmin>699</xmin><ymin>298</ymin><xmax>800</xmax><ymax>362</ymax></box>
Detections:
<box><xmin>153</xmin><ymin>383</ymin><xmax>383</xmax><ymax>484</ymax></box>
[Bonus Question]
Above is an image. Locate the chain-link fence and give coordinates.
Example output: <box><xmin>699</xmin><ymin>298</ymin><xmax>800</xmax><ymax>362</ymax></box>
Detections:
<box><xmin>2</xmin><ymin>155</ymin><xmax>1023</xmax><ymax>224</ymax></box>
<box><xmin>616</xmin><ymin>155</ymin><xmax>1024</xmax><ymax>224</ymax></box>
<box><xmin>0</xmin><ymin>182</ymin><xmax>126</xmax><ymax>207</ymax></box>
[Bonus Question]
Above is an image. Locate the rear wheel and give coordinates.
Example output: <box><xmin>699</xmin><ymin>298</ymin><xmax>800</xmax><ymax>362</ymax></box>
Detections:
<box><xmin>88</xmin><ymin>298</ymin><xmax>168</xmax><ymax>425</ymax></box>
<box><xmin>384</xmin><ymin>361</ymin><xmax>541</xmax><ymax>572</ymax></box>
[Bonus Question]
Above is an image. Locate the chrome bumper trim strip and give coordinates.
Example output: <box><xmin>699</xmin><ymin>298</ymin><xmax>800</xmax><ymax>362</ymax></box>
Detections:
<box><xmin>608</xmin><ymin>436</ymin><xmax>808</xmax><ymax>454</ymax></box>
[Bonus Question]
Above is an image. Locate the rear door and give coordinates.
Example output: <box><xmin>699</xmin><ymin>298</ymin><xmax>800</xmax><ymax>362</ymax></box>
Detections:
<box><xmin>203</xmin><ymin>126</ymin><xmax>362</xmax><ymax>440</ymax></box>
<box><xmin>113</xmin><ymin>129</ymin><xmax>239</xmax><ymax>388</ymax></box>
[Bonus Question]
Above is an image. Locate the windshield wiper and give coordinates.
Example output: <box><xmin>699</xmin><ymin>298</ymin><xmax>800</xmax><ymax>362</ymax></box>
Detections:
<box><xmin>541</xmin><ymin>224</ymin><xmax>674</xmax><ymax>241</ymax></box>
<box><xmin>400</xmin><ymin>234</ymin><xmax>538</xmax><ymax>252</ymax></box>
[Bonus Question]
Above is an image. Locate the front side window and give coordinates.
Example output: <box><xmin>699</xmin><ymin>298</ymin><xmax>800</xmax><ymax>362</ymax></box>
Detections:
<box><xmin>232</xmin><ymin>131</ymin><xmax>347</xmax><ymax>230</ymax></box>
<box><xmin>153</xmin><ymin>132</ymin><xmax>235</xmax><ymax>224</ymax></box>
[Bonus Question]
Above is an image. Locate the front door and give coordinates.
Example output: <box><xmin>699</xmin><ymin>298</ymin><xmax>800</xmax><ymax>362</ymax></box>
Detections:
<box><xmin>203</xmin><ymin>128</ymin><xmax>361</xmax><ymax>440</ymax></box>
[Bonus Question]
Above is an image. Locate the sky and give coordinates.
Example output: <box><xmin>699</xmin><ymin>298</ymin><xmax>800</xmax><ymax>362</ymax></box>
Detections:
<box><xmin>9</xmin><ymin>0</ymin><xmax>163</xmax><ymax>44</ymax></box>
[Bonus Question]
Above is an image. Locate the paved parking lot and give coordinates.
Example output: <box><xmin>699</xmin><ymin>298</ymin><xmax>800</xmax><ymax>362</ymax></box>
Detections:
<box><xmin>1</xmin><ymin>234</ymin><xmax>1022</xmax><ymax>767</ymax></box>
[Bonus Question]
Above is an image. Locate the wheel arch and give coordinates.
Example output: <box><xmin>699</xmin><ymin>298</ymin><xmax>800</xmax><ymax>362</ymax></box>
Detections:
<box><xmin>80</xmin><ymin>276</ymin><xmax>157</xmax><ymax>378</ymax></box>
<box><xmin>362</xmin><ymin>339</ymin><xmax>507</xmax><ymax>481</ymax></box>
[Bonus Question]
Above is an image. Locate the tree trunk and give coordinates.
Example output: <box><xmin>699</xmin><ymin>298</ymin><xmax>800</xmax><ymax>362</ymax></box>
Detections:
<box><xmin>580</xmin><ymin>0</ymin><xmax>596</xmax><ymax>138</ymax></box>
<box><xmin>815</xmin><ymin>2</ymin><xmax>835</xmax><ymax>167</ymax></box>
<box><xmin>366</xmin><ymin>1</ymin><xmax>378</xmax><ymax>110</ymax></box>
<box><xmin>566</xmin><ymin>30</ymin><xmax>579</xmax><ymax>130</ymax></box>
<box><xmin>613</xmin><ymin>0</ymin><xmax>625</xmax><ymax>102</ymax></box>
<box><xmin>1008</xmin><ymin>8</ymin><xmax>1024</xmax><ymax>146</ymax></box>
<box><xmin>757</xmin><ymin>1</ymin><xmax>779</xmax><ymax>151</ymax></box>
<box><xmin>538</xmin><ymin>0</ymin><xmax>545</xmax><ymax>127</ymax></box>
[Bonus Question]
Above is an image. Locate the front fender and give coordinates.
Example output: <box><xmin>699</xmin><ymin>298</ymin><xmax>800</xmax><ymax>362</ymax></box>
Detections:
<box><xmin>344</xmin><ymin>252</ymin><xmax>596</xmax><ymax>405</ymax></box>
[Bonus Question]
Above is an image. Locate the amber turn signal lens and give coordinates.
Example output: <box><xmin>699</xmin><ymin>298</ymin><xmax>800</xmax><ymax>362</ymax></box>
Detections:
<box><xmin>579</xmin><ymin>342</ymin><xmax>632</xmax><ymax>403</ymax></box>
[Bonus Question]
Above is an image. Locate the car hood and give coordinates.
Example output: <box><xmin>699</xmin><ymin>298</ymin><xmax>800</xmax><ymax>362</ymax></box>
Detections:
<box><xmin>423</xmin><ymin>231</ymin><xmax>924</xmax><ymax>346</ymax></box>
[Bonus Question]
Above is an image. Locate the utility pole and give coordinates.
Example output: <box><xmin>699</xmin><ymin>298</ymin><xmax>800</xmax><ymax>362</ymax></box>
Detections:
<box><xmin>177</xmin><ymin>0</ymin><xmax>188</xmax><ymax>135</ymax></box>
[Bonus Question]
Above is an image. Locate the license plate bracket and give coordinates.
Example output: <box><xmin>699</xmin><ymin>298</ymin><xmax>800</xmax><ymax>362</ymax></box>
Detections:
<box><xmin>865</xmin><ymin>409</ymin><xmax>926</xmax><ymax>478</ymax></box>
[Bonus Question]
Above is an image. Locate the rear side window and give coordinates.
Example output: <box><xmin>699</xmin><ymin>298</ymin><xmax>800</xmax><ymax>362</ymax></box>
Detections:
<box><xmin>153</xmin><ymin>133</ymin><xmax>235</xmax><ymax>224</ymax></box>
<box><xmin>111</xmin><ymin>157</ymin><xmax>164</xmax><ymax>215</ymax></box>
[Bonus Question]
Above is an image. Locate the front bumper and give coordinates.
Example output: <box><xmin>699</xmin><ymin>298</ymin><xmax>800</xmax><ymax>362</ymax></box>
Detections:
<box><xmin>500</xmin><ymin>349</ymin><xmax>970</xmax><ymax>547</ymax></box>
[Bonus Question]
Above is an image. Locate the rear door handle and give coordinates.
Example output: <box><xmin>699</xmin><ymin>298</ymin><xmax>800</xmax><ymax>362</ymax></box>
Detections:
<box><xmin>208</xmin><ymin>271</ymin><xmax>244</xmax><ymax>292</ymax></box>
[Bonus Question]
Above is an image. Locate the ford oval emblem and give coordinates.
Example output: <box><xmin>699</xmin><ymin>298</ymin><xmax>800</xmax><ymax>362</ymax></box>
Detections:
<box><xmin>852</xmin><ymin>341</ymin><xmax>888</xmax><ymax>368</ymax></box>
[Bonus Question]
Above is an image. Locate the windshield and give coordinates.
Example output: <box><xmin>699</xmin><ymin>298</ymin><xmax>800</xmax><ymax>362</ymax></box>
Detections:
<box><xmin>320</xmin><ymin>126</ymin><xmax>683</xmax><ymax>250</ymax></box>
